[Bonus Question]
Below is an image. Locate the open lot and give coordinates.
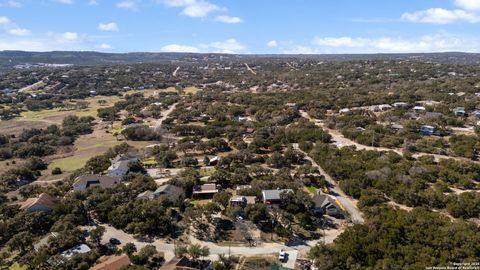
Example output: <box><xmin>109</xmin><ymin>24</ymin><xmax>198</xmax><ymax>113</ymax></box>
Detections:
<box><xmin>45</xmin><ymin>126</ymin><xmax>156</xmax><ymax>174</ymax></box>
<box><xmin>21</xmin><ymin>95</ymin><xmax>121</xmax><ymax>122</ymax></box>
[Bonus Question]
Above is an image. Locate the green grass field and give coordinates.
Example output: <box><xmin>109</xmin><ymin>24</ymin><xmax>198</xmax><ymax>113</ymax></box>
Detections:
<box><xmin>48</xmin><ymin>156</ymin><xmax>91</xmax><ymax>172</ymax></box>
<box><xmin>21</xmin><ymin>95</ymin><xmax>121</xmax><ymax>120</ymax></box>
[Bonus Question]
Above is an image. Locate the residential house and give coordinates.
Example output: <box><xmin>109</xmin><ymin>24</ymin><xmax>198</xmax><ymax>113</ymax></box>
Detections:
<box><xmin>389</xmin><ymin>124</ymin><xmax>404</xmax><ymax>131</ymax></box>
<box><xmin>422</xmin><ymin>112</ymin><xmax>443</xmax><ymax>119</ymax></box>
<box><xmin>312</xmin><ymin>194</ymin><xmax>343</xmax><ymax>218</ymax></box>
<box><xmin>420</xmin><ymin>125</ymin><xmax>436</xmax><ymax>136</ymax></box>
<box><xmin>61</xmin><ymin>244</ymin><xmax>91</xmax><ymax>259</ymax></box>
<box><xmin>192</xmin><ymin>183</ymin><xmax>220</xmax><ymax>199</ymax></box>
<box><xmin>73</xmin><ymin>175</ymin><xmax>120</xmax><ymax>192</ymax></box>
<box><xmin>20</xmin><ymin>193</ymin><xmax>57</xmax><ymax>213</ymax></box>
<box><xmin>392</xmin><ymin>102</ymin><xmax>409</xmax><ymax>108</ymax></box>
<box><xmin>339</xmin><ymin>108</ymin><xmax>351</xmax><ymax>114</ymax></box>
<box><xmin>229</xmin><ymin>196</ymin><xmax>256</xmax><ymax>207</ymax></box>
<box><xmin>417</xmin><ymin>100</ymin><xmax>441</xmax><ymax>106</ymax></box>
<box><xmin>137</xmin><ymin>184</ymin><xmax>185</xmax><ymax>204</ymax></box>
<box><xmin>262</xmin><ymin>189</ymin><xmax>293</xmax><ymax>205</ymax></box>
<box><xmin>136</xmin><ymin>190</ymin><xmax>155</xmax><ymax>200</ymax></box>
<box><xmin>108</xmin><ymin>154</ymin><xmax>140</xmax><ymax>177</ymax></box>
<box><xmin>413</xmin><ymin>106</ymin><xmax>426</xmax><ymax>113</ymax></box>
<box><xmin>453</xmin><ymin>107</ymin><xmax>466</xmax><ymax>117</ymax></box>
<box><xmin>90</xmin><ymin>255</ymin><xmax>131</xmax><ymax>270</ymax></box>
<box><xmin>207</xmin><ymin>156</ymin><xmax>220</xmax><ymax>166</ymax></box>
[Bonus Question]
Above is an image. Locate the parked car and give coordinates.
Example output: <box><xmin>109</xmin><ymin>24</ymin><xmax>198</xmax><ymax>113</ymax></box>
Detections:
<box><xmin>109</xmin><ymin>238</ymin><xmax>121</xmax><ymax>245</ymax></box>
<box><xmin>279</xmin><ymin>249</ymin><xmax>287</xmax><ymax>262</ymax></box>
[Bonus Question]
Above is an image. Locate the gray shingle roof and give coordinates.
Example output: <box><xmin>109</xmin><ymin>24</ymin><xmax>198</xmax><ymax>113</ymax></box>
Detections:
<box><xmin>262</xmin><ymin>189</ymin><xmax>293</xmax><ymax>201</ymax></box>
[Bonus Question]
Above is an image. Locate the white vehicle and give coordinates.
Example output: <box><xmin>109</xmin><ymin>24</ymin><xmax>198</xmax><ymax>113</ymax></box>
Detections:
<box><xmin>279</xmin><ymin>250</ymin><xmax>287</xmax><ymax>262</ymax></box>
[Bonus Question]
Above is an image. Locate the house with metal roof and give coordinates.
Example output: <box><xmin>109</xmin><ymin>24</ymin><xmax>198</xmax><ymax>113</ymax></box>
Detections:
<box><xmin>262</xmin><ymin>189</ymin><xmax>293</xmax><ymax>205</ymax></box>
<box><xmin>192</xmin><ymin>183</ymin><xmax>220</xmax><ymax>198</ymax></box>
<box><xmin>61</xmin><ymin>244</ymin><xmax>91</xmax><ymax>259</ymax></box>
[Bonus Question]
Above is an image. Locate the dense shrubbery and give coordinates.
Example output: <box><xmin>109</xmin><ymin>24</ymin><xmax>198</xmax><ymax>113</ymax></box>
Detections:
<box><xmin>309</xmin><ymin>207</ymin><xmax>480</xmax><ymax>270</ymax></box>
<box><xmin>309</xmin><ymin>143</ymin><xmax>480</xmax><ymax>218</ymax></box>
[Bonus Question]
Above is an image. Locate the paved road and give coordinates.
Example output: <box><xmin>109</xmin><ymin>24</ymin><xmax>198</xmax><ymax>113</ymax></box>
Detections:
<box><xmin>283</xmin><ymin>250</ymin><xmax>298</xmax><ymax>269</ymax></box>
<box><xmin>173</xmin><ymin>66</ymin><xmax>180</xmax><ymax>77</ymax></box>
<box><xmin>153</xmin><ymin>102</ymin><xmax>178</xmax><ymax>131</ymax></box>
<box><xmin>293</xmin><ymin>144</ymin><xmax>365</xmax><ymax>224</ymax></box>
<box><xmin>299</xmin><ymin>110</ymin><xmax>480</xmax><ymax>164</ymax></box>
<box><xmin>88</xmin><ymin>223</ymin><xmax>336</xmax><ymax>264</ymax></box>
<box><xmin>244</xmin><ymin>63</ymin><xmax>257</xmax><ymax>75</ymax></box>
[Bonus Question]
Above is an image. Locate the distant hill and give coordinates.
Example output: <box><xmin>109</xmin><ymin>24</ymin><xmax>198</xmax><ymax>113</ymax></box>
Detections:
<box><xmin>1</xmin><ymin>50</ymin><xmax>480</xmax><ymax>72</ymax></box>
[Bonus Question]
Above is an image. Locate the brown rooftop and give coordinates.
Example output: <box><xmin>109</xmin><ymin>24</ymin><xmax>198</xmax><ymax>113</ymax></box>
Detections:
<box><xmin>89</xmin><ymin>254</ymin><xmax>131</xmax><ymax>270</ymax></box>
<box><xmin>20</xmin><ymin>193</ymin><xmax>57</xmax><ymax>211</ymax></box>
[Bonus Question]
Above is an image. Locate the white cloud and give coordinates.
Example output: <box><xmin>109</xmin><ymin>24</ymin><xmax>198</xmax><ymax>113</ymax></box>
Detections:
<box><xmin>88</xmin><ymin>0</ymin><xmax>98</xmax><ymax>5</ymax></box>
<box><xmin>0</xmin><ymin>16</ymin><xmax>31</xmax><ymax>36</ymax></box>
<box><xmin>214</xmin><ymin>15</ymin><xmax>243</xmax><ymax>24</ymax></box>
<box><xmin>0</xmin><ymin>40</ymin><xmax>47</xmax><ymax>51</ymax></box>
<box><xmin>116</xmin><ymin>0</ymin><xmax>138</xmax><ymax>10</ymax></box>
<box><xmin>99</xmin><ymin>43</ymin><xmax>112</xmax><ymax>49</ymax></box>
<box><xmin>53</xmin><ymin>0</ymin><xmax>73</xmax><ymax>4</ymax></box>
<box><xmin>201</xmin><ymin>38</ymin><xmax>246</xmax><ymax>54</ymax></box>
<box><xmin>401</xmin><ymin>8</ymin><xmax>480</xmax><ymax>24</ymax></box>
<box><xmin>0</xmin><ymin>31</ymin><xmax>92</xmax><ymax>51</ymax></box>
<box><xmin>159</xmin><ymin>0</ymin><xmax>223</xmax><ymax>18</ymax></box>
<box><xmin>313</xmin><ymin>36</ymin><xmax>366</xmax><ymax>47</ymax></box>
<box><xmin>98</xmin><ymin>22</ymin><xmax>119</xmax><ymax>32</ymax></box>
<box><xmin>8</xmin><ymin>27</ymin><xmax>31</xmax><ymax>36</ymax></box>
<box><xmin>161</xmin><ymin>44</ymin><xmax>199</xmax><ymax>52</ymax></box>
<box><xmin>0</xmin><ymin>1</ymin><xmax>22</xmax><ymax>8</ymax></box>
<box><xmin>305</xmin><ymin>34</ymin><xmax>480</xmax><ymax>53</ymax></box>
<box><xmin>161</xmin><ymin>39</ymin><xmax>246</xmax><ymax>54</ymax></box>
<box><xmin>63</xmin><ymin>32</ymin><xmax>78</xmax><ymax>41</ymax></box>
<box><xmin>267</xmin><ymin>40</ymin><xmax>278</xmax><ymax>47</ymax></box>
<box><xmin>455</xmin><ymin>0</ymin><xmax>480</xmax><ymax>10</ymax></box>
<box><xmin>47</xmin><ymin>32</ymin><xmax>80</xmax><ymax>43</ymax></box>
<box><xmin>0</xmin><ymin>16</ymin><xmax>11</xmax><ymax>25</ymax></box>
<box><xmin>283</xmin><ymin>45</ymin><xmax>318</xmax><ymax>54</ymax></box>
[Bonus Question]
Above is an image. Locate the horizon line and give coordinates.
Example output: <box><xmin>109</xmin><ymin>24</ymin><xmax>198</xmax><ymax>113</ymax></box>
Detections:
<box><xmin>1</xmin><ymin>50</ymin><xmax>479</xmax><ymax>56</ymax></box>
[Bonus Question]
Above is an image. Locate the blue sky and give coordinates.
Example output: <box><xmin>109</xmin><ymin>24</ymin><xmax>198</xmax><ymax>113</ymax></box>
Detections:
<box><xmin>1</xmin><ymin>0</ymin><xmax>480</xmax><ymax>53</ymax></box>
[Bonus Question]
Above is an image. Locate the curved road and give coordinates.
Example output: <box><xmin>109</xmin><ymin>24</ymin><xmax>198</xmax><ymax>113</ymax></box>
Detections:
<box><xmin>153</xmin><ymin>102</ymin><xmax>179</xmax><ymax>131</ymax></box>
<box><xmin>292</xmin><ymin>144</ymin><xmax>365</xmax><ymax>224</ymax></box>
<box><xmin>300</xmin><ymin>110</ymin><xmax>480</xmax><ymax>164</ymax></box>
<box><xmin>91</xmin><ymin>224</ymin><xmax>338</xmax><ymax>263</ymax></box>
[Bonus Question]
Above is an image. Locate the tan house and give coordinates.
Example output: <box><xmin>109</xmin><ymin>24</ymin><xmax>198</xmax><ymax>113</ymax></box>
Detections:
<box><xmin>192</xmin><ymin>183</ymin><xmax>220</xmax><ymax>198</ymax></box>
<box><xmin>20</xmin><ymin>193</ymin><xmax>57</xmax><ymax>213</ymax></box>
